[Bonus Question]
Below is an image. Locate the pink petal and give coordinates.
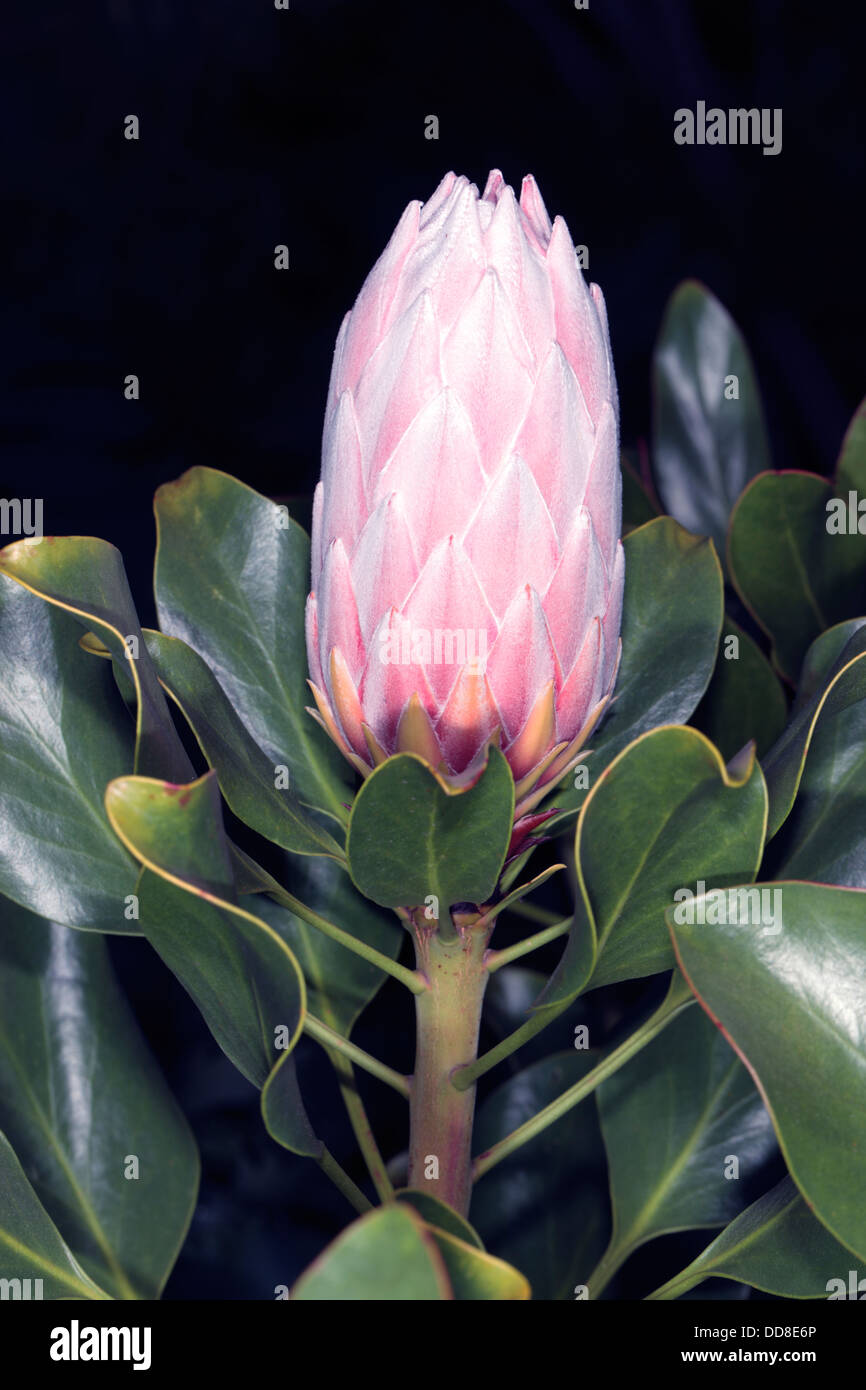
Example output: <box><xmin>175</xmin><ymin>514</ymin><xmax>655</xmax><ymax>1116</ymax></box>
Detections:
<box><xmin>327</xmin><ymin>648</ymin><xmax>370</xmax><ymax>763</ymax></box>
<box><xmin>556</xmin><ymin>618</ymin><xmax>603</xmax><ymax>743</ymax></box>
<box><xmin>375</xmin><ymin>388</ymin><xmax>486</xmax><ymax>563</ymax></box>
<box><xmin>519</xmin><ymin>174</ymin><xmax>553</xmax><ymax>251</ymax></box>
<box><xmin>581</xmin><ymin>401</ymin><xmax>621</xmax><ymax>555</ymax></box>
<box><xmin>591</xmin><ymin>282</ymin><xmax>618</xmax><ymax>415</ymax></box>
<box><xmin>481</xmin><ymin>169</ymin><xmax>506</xmax><ymax>203</ymax></box>
<box><xmin>320</xmin><ymin>390</ymin><xmax>366</xmax><ymax>549</ymax></box>
<box><xmin>515</xmin><ymin>342</ymin><xmax>595</xmax><ymax>541</ymax></box>
<box><xmin>305</xmin><ymin>591</ymin><xmax>323</xmax><ymax>689</ymax></box>
<box><xmin>400</xmin><ymin>536</ymin><xmax>497</xmax><ymax>707</ymax></box>
<box><xmin>326</xmin><ymin>312</ymin><xmax>351</xmax><ymax>407</ymax></box>
<box><xmin>483</xmin><ymin>184</ymin><xmax>554</xmax><ymax>366</ymax></box>
<box><xmin>418</xmin><ymin>171</ymin><xmax>459</xmax><ymax>230</ymax></box>
<box><xmin>350</xmin><ymin>493</ymin><xmax>419</xmax><ymax>645</ymax></box>
<box><xmin>354</xmin><ymin>289</ymin><xmax>443</xmax><ymax>484</ymax></box>
<box><xmin>310</xmin><ymin>481</ymin><xmax>324</xmax><ymax>583</ymax></box>
<box><xmin>435</xmin><ymin>666</ymin><xmax>501</xmax><ymax>774</ymax></box>
<box><xmin>337</xmin><ymin>198</ymin><xmax>422</xmax><ymax>393</ymax></box>
<box><xmin>463</xmin><ymin>455</ymin><xmax>559</xmax><ymax>621</ymax></box>
<box><xmin>546</xmin><ymin>215</ymin><xmax>609</xmax><ymax>424</ymax></box>
<box><xmin>360</xmin><ymin>607</ymin><xmax>440</xmax><ymax>750</ymax></box>
<box><xmin>486</xmin><ymin>584</ymin><xmax>559</xmax><ymax>740</ymax></box>
<box><xmin>601</xmin><ymin>540</ymin><xmax>625</xmax><ymax>690</ymax></box>
<box><xmin>542</xmin><ymin>508</ymin><xmax>607</xmax><ymax>676</ymax></box>
<box><xmin>441</xmin><ymin>268</ymin><xmax>534</xmax><ymax>471</ymax></box>
<box><xmin>399</xmin><ymin>181</ymin><xmax>486</xmax><ymax>334</ymax></box>
<box><xmin>317</xmin><ymin>538</ymin><xmax>365</xmax><ymax>684</ymax></box>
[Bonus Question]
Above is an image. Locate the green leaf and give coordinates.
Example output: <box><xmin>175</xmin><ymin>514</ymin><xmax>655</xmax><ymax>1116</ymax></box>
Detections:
<box><xmin>291</xmin><ymin>1203</ymin><xmax>528</xmax><ymax>1300</ymax></box>
<box><xmin>669</xmin><ymin>880</ymin><xmax>866</xmax><ymax>1261</ymax></box>
<box><xmin>471</xmin><ymin>1049</ymin><xmax>610</xmax><ymax>1299</ymax></box>
<box><xmin>692</xmin><ymin>616</ymin><xmax>787</xmax><ymax>760</ymax></box>
<box><xmin>254</xmin><ymin>856</ymin><xmax>402</xmax><ymax>1038</ymax></box>
<box><xmin>649</xmin><ymin>1176</ymin><xmax>859</xmax><ymax>1300</ymax></box>
<box><xmin>543</xmin><ymin>517</ymin><xmax>723</xmax><ymax>831</ymax></box>
<box><xmin>762</xmin><ymin>624</ymin><xmax>866</xmax><ymax>840</ymax></box>
<box><xmin>592</xmin><ymin>1006</ymin><xmax>777</xmax><ymax>1296</ymax></box>
<box><xmin>346</xmin><ymin>748</ymin><xmax>514</xmax><ymax>912</ymax></box>
<box><xmin>154</xmin><ymin>466</ymin><xmax>352</xmax><ymax>820</ymax></box>
<box><xmin>394</xmin><ymin>1190</ymin><xmax>484</xmax><ymax>1248</ymax></box>
<box><xmin>728</xmin><ymin>402</ymin><xmax>866</xmax><ymax>685</ymax></box>
<box><xmin>0</xmin><ymin>575</ymin><xmax>138</xmax><ymax>932</ymax></box>
<box><xmin>764</xmin><ymin>637</ymin><xmax>866</xmax><ymax>885</ymax></box>
<box><xmin>430</xmin><ymin>1227</ymin><xmax>530</xmax><ymax>1300</ymax></box>
<box><xmin>0</xmin><ymin>536</ymin><xmax>192</xmax><ymax>780</ymax></box>
<box><xmin>291</xmin><ymin>1205</ymin><xmax>452</xmax><ymax>1300</ymax></box>
<box><xmin>0</xmin><ymin>897</ymin><xmax>199</xmax><ymax>1299</ymax></box>
<box><xmin>653</xmin><ymin>280</ymin><xmax>770</xmax><ymax>563</ymax></box>
<box><xmin>142</xmin><ymin>629</ymin><xmax>343</xmax><ymax>859</ymax></box>
<box><xmin>104</xmin><ymin>771</ymin><xmax>320</xmax><ymax>1159</ymax></box>
<box><xmin>539</xmin><ymin>727</ymin><xmax>766</xmax><ymax>1009</ymax></box>
<box><xmin>0</xmin><ymin>1132</ymin><xmax>111</xmax><ymax>1301</ymax></box>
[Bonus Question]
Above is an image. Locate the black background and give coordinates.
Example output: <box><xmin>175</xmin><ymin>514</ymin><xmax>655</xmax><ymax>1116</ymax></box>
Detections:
<box><xmin>2</xmin><ymin>0</ymin><xmax>864</xmax><ymax>1298</ymax></box>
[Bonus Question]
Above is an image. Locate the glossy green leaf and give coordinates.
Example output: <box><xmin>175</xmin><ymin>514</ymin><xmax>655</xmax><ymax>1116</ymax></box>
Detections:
<box><xmin>0</xmin><ymin>1132</ymin><xmax>110</xmax><ymax>1300</ymax></box>
<box><xmin>835</xmin><ymin>396</ymin><xmax>866</xmax><ymax>493</ymax></box>
<box><xmin>142</xmin><ymin>629</ymin><xmax>343</xmax><ymax>859</ymax></box>
<box><xmin>471</xmin><ymin>1050</ymin><xmax>609</xmax><ymax>1299</ymax></box>
<box><xmin>592</xmin><ymin>1006</ymin><xmax>777</xmax><ymax>1297</ymax></box>
<box><xmin>670</xmin><ymin>881</ymin><xmax>866</xmax><ymax>1260</ymax></box>
<box><xmin>291</xmin><ymin>1203</ymin><xmax>527</xmax><ymax>1300</ymax></box>
<box><xmin>653</xmin><ymin>280</ymin><xmax>770</xmax><ymax>562</ymax></box>
<box><xmin>538</xmin><ymin>727</ymin><xmax>766</xmax><ymax>1009</ymax></box>
<box><xmin>692</xmin><ymin>616</ymin><xmax>787</xmax><ymax>760</ymax></box>
<box><xmin>0</xmin><ymin>575</ymin><xmax>138</xmax><ymax>932</ymax></box>
<box><xmin>154</xmin><ymin>466</ymin><xmax>351</xmax><ymax>820</ymax></box>
<box><xmin>346</xmin><ymin>748</ymin><xmax>514</xmax><ymax>911</ymax></box>
<box><xmin>431</xmin><ymin>1227</ymin><xmax>530</xmax><ymax>1300</ymax></box>
<box><xmin>394</xmin><ymin>1190</ymin><xmax>483</xmax><ymax>1248</ymax></box>
<box><xmin>762</xmin><ymin>624</ymin><xmax>866</xmax><ymax>840</ymax></box>
<box><xmin>0</xmin><ymin>897</ymin><xmax>199</xmax><ymax>1299</ymax></box>
<box><xmin>0</xmin><ymin>536</ymin><xmax>191</xmax><ymax>780</ymax></box>
<box><xmin>649</xmin><ymin>1177</ymin><xmax>859</xmax><ymax>1300</ymax></box>
<box><xmin>728</xmin><ymin>404</ymin><xmax>866</xmax><ymax>684</ymax></box>
<box><xmin>254</xmin><ymin>856</ymin><xmax>401</xmax><ymax>1038</ymax></box>
<box><xmin>544</xmin><ymin>517</ymin><xmax>723</xmax><ymax>830</ymax></box>
<box><xmin>104</xmin><ymin>771</ymin><xmax>320</xmax><ymax>1159</ymax></box>
<box><xmin>292</xmin><ymin>1205</ymin><xmax>451</xmax><ymax>1300</ymax></box>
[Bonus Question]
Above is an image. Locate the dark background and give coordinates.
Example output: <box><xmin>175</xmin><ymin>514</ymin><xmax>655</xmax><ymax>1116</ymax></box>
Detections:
<box><xmin>2</xmin><ymin>0</ymin><xmax>862</xmax><ymax>1298</ymax></box>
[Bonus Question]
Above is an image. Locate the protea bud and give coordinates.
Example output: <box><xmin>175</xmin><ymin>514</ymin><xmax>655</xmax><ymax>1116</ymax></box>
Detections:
<box><xmin>306</xmin><ymin>169</ymin><xmax>623</xmax><ymax>818</ymax></box>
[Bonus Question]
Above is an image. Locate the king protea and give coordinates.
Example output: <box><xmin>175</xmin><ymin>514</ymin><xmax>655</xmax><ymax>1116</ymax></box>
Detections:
<box><xmin>305</xmin><ymin>169</ymin><xmax>624</xmax><ymax>819</ymax></box>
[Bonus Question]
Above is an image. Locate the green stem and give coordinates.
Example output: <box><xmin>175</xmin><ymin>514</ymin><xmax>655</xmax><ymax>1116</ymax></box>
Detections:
<box><xmin>506</xmin><ymin>899</ymin><xmax>563</xmax><ymax>926</ymax></box>
<box><xmin>317</xmin><ymin>1147</ymin><xmax>373</xmax><ymax>1215</ymax></box>
<box><xmin>645</xmin><ymin>1268</ymin><xmax>702</xmax><ymax>1301</ymax></box>
<box><xmin>472</xmin><ymin>976</ymin><xmax>695</xmax><ymax>1180</ymax></box>
<box><xmin>583</xmin><ymin>1239</ymin><xmax>636</xmax><ymax>1300</ymax></box>
<box><xmin>407</xmin><ymin>920</ymin><xmax>491</xmax><ymax>1217</ymax></box>
<box><xmin>327</xmin><ymin>1050</ymin><xmax>395</xmax><ymax>1203</ymax></box>
<box><xmin>267</xmin><ymin>886</ymin><xmax>427</xmax><ymax>994</ymax></box>
<box><xmin>304</xmin><ymin>1013</ymin><xmax>411</xmax><ymax>1099</ymax></box>
<box><xmin>485</xmin><ymin>917</ymin><xmax>572</xmax><ymax>973</ymax></box>
<box><xmin>451</xmin><ymin>1002</ymin><xmax>569</xmax><ymax>1092</ymax></box>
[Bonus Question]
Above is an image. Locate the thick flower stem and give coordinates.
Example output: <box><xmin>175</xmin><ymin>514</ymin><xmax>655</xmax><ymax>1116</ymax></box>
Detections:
<box><xmin>407</xmin><ymin>918</ymin><xmax>491</xmax><ymax>1218</ymax></box>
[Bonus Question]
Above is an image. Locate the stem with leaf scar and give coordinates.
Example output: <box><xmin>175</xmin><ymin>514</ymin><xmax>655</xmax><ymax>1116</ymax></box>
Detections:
<box><xmin>406</xmin><ymin>909</ymin><xmax>492</xmax><ymax>1218</ymax></box>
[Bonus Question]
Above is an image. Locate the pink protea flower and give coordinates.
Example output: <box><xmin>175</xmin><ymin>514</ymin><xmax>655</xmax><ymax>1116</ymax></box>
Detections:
<box><xmin>305</xmin><ymin>169</ymin><xmax>624</xmax><ymax>819</ymax></box>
